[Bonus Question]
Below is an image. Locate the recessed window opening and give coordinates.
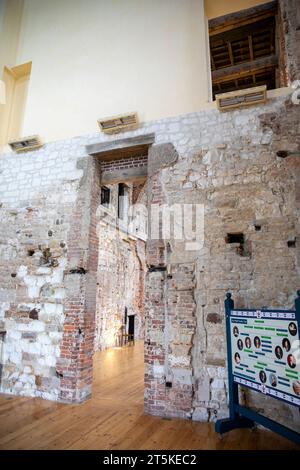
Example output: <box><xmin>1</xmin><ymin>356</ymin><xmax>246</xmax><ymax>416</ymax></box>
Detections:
<box><xmin>225</xmin><ymin>233</ymin><xmax>244</xmax><ymax>244</ymax></box>
<box><xmin>208</xmin><ymin>3</ymin><xmax>279</xmax><ymax>100</ymax></box>
<box><xmin>118</xmin><ymin>183</ymin><xmax>129</xmax><ymax>220</ymax></box>
<box><xmin>101</xmin><ymin>186</ymin><xmax>110</xmax><ymax>207</ymax></box>
<box><xmin>287</xmin><ymin>239</ymin><xmax>296</xmax><ymax>248</ymax></box>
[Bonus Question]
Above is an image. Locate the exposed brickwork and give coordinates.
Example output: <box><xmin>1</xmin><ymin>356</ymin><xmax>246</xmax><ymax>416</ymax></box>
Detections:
<box><xmin>278</xmin><ymin>1</ymin><xmax>289</xmax><ymax>87</ymax></box>
<box><xmin>145</xmin><ymin>153</ymin><xmax>197</xmax><ymax>419</ymax></box>
<box><xmin>144</xmin><ymin>170</ymin><xmax>167</xmax><ymax>416</ymax></box>
<box><xmin>57</xmin><ymin>157</ymin><xmax>101</xmax><ymax>402</ymax></box>
<box><xmin>100</xmin><ymin>155</ymin><xmax>148</xmax><ymax>173</ymax></box>
<box><xmin>278</xmin><ymin>0</ymin><xmax>300</xmax><ymax>85</ymax></box>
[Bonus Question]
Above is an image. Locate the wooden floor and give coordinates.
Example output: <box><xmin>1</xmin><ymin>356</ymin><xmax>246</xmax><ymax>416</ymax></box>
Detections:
<box><xmin>0</xmin><ymin>341</ymin><xmax>298</xmax><ymax>450</ymax></box>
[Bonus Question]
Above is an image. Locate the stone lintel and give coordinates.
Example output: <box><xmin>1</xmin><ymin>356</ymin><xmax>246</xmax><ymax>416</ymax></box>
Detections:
<box><xmin>85</xmin><ymin>133</ymin><xmax>155</xmax><ymax>160</ymax></box>
<box><xmin>101</xmin><ymin>166</ymin><xmax>147</xmax><ymax>184</ymax></box>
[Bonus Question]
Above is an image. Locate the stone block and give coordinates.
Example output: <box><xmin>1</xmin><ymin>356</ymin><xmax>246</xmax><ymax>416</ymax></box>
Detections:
<box><xmin>196</xmin><ymin>376</ymin><xmax>210</xmax><ymax>402</ymax></box>
<box><xmin>192</xmin><ymin>407</ymin><xmax>209</xmax><ymax>422</ymax></box>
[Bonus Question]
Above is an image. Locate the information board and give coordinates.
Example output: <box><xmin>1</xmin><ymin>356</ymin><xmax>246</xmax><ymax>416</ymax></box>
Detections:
<box><xmin>230</xmin><ymin>309</ymin><xmax>300</xmax><ymax>407</ymax></box>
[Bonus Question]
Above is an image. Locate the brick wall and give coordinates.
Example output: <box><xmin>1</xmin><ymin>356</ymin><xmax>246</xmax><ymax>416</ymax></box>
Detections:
<box><xmin>57</xmin><ymin>157</ymin><xmax>101</xmax><ymax>402</ymax></box>
<box><xmin>100</xmin><ymin>155</ymin><xmax>148</xmax><ymax>173</ymax></box>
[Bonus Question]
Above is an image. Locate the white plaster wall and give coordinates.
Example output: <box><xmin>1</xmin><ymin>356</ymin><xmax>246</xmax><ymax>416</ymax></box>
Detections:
<box><xmin>15</xmin><ymin>0</ymin><xmax>210</xmax><ymax>143</ymax></box>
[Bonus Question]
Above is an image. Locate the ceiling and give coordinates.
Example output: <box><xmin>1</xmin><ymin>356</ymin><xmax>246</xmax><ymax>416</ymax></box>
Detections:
<box><xmin>209</xmin><ymin>2</ymin><xmax>278</xmax><ymax>99</ymax></box>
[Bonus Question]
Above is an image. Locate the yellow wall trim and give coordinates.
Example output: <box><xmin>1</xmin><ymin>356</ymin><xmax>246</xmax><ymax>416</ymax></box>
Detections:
<box><xmin>0</xmin><ymin>61</ymin><xmax>32</xmax><ymax>149</ymax></box>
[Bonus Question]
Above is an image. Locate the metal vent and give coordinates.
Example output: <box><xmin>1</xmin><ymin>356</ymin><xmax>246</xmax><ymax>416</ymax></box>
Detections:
<box><xmin>98</xmin><ymin>112</ymin><xmax>139</xmax><ymax>134</ymax></box>
<box><xmin>8</xmin><ymin>135</ymin><xmax>43</xmax><ymax>153</ymax></box>
<box><xmin>216</xmin><ymin>85</ymin><xmax>267</xmax><ymax>111</ymax></box>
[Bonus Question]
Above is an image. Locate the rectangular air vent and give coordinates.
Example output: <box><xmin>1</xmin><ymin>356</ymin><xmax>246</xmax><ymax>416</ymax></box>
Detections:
<box><xmin>8</xmin><ymin>135</ymin><xmax>43</xmax><ymax>153</ymax></box>
<box><xmin>216</xmin><ymin>85</ymin><xmax>267</xmax><ymax>111</ymax></box>
<box><xmin>98</xmin><ymin>112</ymin><xmax>139</xmax><ymax>134</ymax></box>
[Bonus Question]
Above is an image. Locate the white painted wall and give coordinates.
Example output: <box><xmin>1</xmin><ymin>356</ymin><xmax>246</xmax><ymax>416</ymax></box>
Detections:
<box><xmin>14</xmin><ymin>0</ymin><xmax>210</xmax><ymax>142</ymax></box>
<box><xmin>204</xmin><ymin>0</ymin><xmax>268</xmax><ymax>19</ymax></box>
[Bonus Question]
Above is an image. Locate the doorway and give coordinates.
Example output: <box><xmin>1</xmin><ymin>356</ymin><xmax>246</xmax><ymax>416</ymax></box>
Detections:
<box><xmin>94</xmin><ymin>178</ymin><xmax>147</xmax><ymax>351</ymax></box>
<box><xmin>128</xmin><ymin>315</ymin><xmax>135</xmax><ymax>342</ymax></box>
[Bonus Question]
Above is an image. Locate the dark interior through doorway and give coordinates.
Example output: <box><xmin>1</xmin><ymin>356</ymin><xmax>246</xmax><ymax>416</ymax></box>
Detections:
<box><xmin>128</xmin><ymin>315</ymin><xmax>135</xmax><ymax>341</ymax></box>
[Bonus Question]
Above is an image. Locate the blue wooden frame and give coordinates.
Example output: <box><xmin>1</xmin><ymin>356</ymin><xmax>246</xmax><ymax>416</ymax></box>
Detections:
<box><xmin>215</xmin><ymin>290</ymin><xmax>300</xmax><ymax>446</ymax></box>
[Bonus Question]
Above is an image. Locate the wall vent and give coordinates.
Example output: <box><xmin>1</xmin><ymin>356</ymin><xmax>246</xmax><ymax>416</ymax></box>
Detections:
<box><xmin>216</xmin><ymin>85</ymin><xmax>267</xmax><ymax>111</ymax></box>
<box><xmin>8</xmin><ymin>135</ymin><xmax>43</xmax><ymax>153</ymax></box>
<box><xmin>97</xmin><ymin>112</ymin><xmax>139</xmax><ymax>134</ymax></box>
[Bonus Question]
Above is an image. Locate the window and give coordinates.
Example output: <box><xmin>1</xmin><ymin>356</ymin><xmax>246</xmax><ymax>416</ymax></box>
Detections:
<box><xmin>118</xmin><ymin>183</ymin><xmax>129</xmax><ymax>221</ymax></box>
<box><xmin>225</xmin><ymin>233</ymin><xmax>244</xmax><ymax>244</ymax></box>
<box><xmin>208</xmin><ymin>2</ymin><xmax>279</xmax><ymax>99</ymax></box>
<box><xmin>101</xmin><ymin>186</ymin><xmax>110</xmax><ymax>207</ymax></box>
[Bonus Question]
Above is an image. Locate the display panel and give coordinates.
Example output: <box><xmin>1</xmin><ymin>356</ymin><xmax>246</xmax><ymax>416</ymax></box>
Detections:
<box><xmin>230</xmin><ymin>309</ymin><xmax>300</xmax><ymax>407</ymax></box>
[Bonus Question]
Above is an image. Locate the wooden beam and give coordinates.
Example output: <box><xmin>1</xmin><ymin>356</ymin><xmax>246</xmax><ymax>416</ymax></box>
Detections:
<box><xmin>212</xmin><ymin>54</ymin><xmax>278</xmax><ymax>84</ymax></box>
<box><xmin>210</xmin><ymin>53</ymin><xmax>216</xmax><ymax>71</ymax></box>
<box><xmin>210</xmin><ymin>17</ymin><xmax>275</xmax><ymax>47</ymax></box>
<box><xmin>254</xmin><ymin>48</ymin><xmax>273</xmax><ymax>57</ymax></box>
<box><xmin>270</xmin><ymin>27</ymin><xmax>275</xmax><ymax>53</ymax></box>
<box><xmin>101</xmin><ymin>166</ymin><xmax>147</xmax><ymax>185</ymax></box>
<box><xmin>227</xmin><ymin>41</ymin><xmax>234</xmax><ymax>65</ymax></box>
<box><xmin>248</xmin><ymin>34</ymin><xmax>254</xmax><ymax>61</ymax></box>
<box><xmin>209</xmin><ymin>1</ymin><xmax>278</xmax><ymax>36</ymax></box>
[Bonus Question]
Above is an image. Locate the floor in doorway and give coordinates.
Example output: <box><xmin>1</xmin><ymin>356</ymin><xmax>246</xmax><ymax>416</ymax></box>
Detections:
<box><xmin>0</xmin><ymin>341</ymin><xmax>298</xmax><ymax>450</ymax></box>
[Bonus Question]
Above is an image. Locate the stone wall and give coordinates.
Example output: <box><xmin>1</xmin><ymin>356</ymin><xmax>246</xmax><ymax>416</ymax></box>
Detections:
<box><xmin>0</xmin><ymin>0</ymin><xmax>298</xmax><ymax>433</ymax></box>
<box><xmin>279</xmin><ymin>0</ymin><xmax>300</xmax><ymax>85</ymax></box>
<box><xmin>0</xmin><ymin>89</ymin><xmax>299</xmax><ymax>416</ymax></box>
<box><xmin>0</xmin><ymin>78</ymin><xmax>298</xmax><ymax>427</ymax></box>
<box><xmin>144</xmin><ymin>96</ymin><xmax>300</xmax><ymax>431</ymax></box>
<box><xmin>0</xmin><ymin>148</ymin><xmax>84</xmax><ymax>400</ymax></box>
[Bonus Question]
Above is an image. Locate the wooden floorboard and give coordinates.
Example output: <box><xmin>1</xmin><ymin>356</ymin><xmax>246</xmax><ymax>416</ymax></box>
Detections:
<box><xmin>0</xmin><ymin>341</ymin><xmax>298</xmax><ymax>450</ymax></box>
